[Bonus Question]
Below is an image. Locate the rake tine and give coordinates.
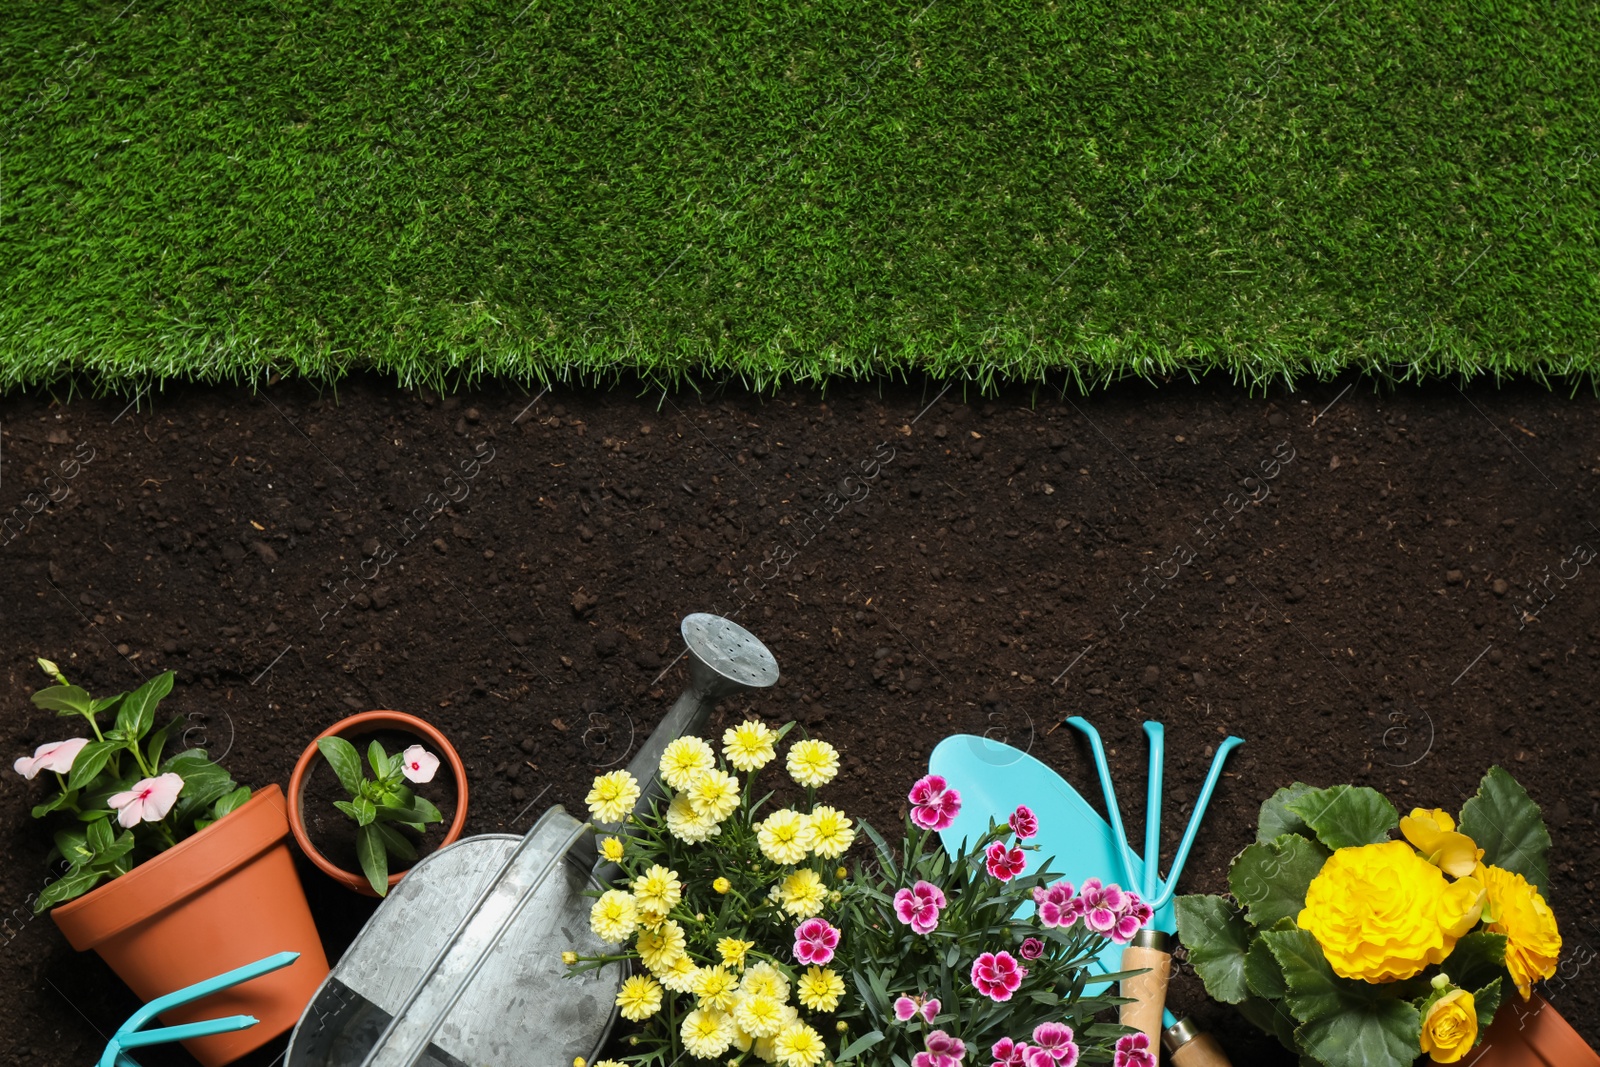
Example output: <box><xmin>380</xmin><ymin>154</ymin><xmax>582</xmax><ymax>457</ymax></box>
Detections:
<box><xmin>1141</xmin><ymin>722</ymin><xmax>1164</xmax><ymax>902</ymax></box>
<box><xmin>1151</xmin><ymin>735</ymin><xmax>1245</xmax><ymax>910</ymax></box>
<box><xmin>1063</xmin><ymin>716</ymin><xmax>1143</xmax><ymax>891</ymax></box>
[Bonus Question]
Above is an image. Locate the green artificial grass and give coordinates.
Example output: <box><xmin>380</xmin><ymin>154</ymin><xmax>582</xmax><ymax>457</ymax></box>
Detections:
<box><xmin>1</xmin><ymin>0</ymin><xmax>1597</xmax><ymax>393</ymax></box>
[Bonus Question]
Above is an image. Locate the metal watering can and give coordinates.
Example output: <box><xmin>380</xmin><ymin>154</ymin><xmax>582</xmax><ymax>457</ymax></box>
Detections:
<box><xmin>284</xmin><ymin>613</ymin><xmax>780</xmax><ymax>1067</ymax></box>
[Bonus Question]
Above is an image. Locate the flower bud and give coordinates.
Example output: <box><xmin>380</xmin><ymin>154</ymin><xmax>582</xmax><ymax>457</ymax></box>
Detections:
<box><xmin>562</xmin><ymin>951</ymin><xmax>578</xmax><ymax>965</ymax></box>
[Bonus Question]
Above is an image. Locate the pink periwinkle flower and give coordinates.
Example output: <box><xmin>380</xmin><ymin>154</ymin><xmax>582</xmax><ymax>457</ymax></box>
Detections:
<box><xmin>970</xmin><ymin>950</ymin><xmax>1027</xmax><ymax>1002</ymax></box>
<box><xmin>109</xmin><ymin>773</ymin><xmax>185</xmax><ymax>828</ymax></box>
<box><xmin>794</xmin><ymin>917</ymin><xmax>841</xmax><ymax>965</ymax></box>
<box><xmin>1113</xmin><ymin>1033</ymin><xmax>1157</xmax><ymax>1067</ymax></box>
<box><xmin>908</xmin><ymin>774</ymin><xmax>962</xmax><ymax>831</ymax></box>
<box><xmin>1008</xmin><ymin>804</ymin><xmax>1038</xmax><ymax>840</ymax></box>
<box><xmin>985</xmin><ymin>841</ymin><xmax>1027</xmax><ymax>882</ymax></box>
<box><xmin>13</xmin><ymin>737</ymin><xmax>89</xmax><ymax>780</ymax></box>
<box><xmin>1031</xmin><ymin>1023</ymin><xmax>1079</xmax><ymax>1066</ymax></box>
<box><xmin>401</xmin><ymin>744</ymin><xmax>439</xmax><ymax>783</ymax></box>
<box><xmin>1018</xmin><ymin>936</ymin><xmax>1045</xmax><ymax>961</ymax></box>
<box><xmin>894</xmin><ymin>880</ymin><xmax>948</xmax><ymax>935</ymax></box>
<box><xmin>990</xmin><ymin>1038</ymin><xmax>1030</xmax><ymax>1067</ymax></box>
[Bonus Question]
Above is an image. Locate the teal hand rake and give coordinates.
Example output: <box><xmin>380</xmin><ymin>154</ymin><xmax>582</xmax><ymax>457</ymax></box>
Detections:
<box><xmin>97</xmin><ymin>952</ymin><xmax>301</xmax><ymax>1067</ymax></box>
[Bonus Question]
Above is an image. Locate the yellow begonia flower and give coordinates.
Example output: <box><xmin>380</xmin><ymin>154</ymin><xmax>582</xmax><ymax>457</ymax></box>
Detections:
<box><xmin>1401</xmin><ymin>808</ymin><xmax>1485</xmax><ymax>879</ymax></box>
<box><xmin>1297</xmin><ymin>841</ymin><xmax>1485</xmax><ymax>982</ymax></box>
<box><xmin>1420</xmin><ymin>988</ymin><xmax>1478</xmax><ymax>1063</ymax></box>
<box><xmin>1478</xmin><ymin>863</ymin><xmax>1562</xmax><ymax>999</ymax></box>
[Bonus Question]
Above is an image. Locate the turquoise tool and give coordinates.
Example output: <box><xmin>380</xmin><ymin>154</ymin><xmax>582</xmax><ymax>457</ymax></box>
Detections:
<box><xmin>97</xmin><ymin>952</ymin><xmax>300</xmax><ymax>1067</ymax></box>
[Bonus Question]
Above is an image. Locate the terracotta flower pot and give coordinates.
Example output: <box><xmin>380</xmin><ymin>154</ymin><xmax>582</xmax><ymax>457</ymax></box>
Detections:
<box><xmin>1471</xmin><ymin>992</ymin><xmax>1600</xmax><ymax>1066</ymax></box>
<box><xmin>287</xmin><ymin>709</ymin><xmax>469</xmax><ymax>897</ymax></box>
<box><xmin>50</xmin><ymin>783</ymin><xmax>329</xmax><ymax>1067</ymax></box>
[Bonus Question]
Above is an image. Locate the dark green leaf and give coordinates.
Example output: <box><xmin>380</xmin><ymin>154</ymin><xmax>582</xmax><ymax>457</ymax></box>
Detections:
<box><xmin>32</xmin><ymin>684</ymin><xmax>95</xmax><ymax>716</ymax></box>
<box><xmin>90</xmin><ymin>695</ymin><xmax>124</xmax><ymax>714</ymax></box>
<box><xmin>31</xmin><ymin>789</ymin><xmax>78</xmax><ymax>818</ymax></box>
<box><xmin>317</xmin><ymin>736</ymin><xmax>366</xmax><ymax>796</ymax></box>
<box><xmin>1443</xmin><ymin>931</ymin><xmax>1508</xmax><ymax>994</ymax></box>
<box><xmin>1294</xmin><ymin>998</ymin><xmax>1420</xmax><ymax>1067</ymax></box>
<box><xmin>145</xmin><ymin>715</ymin><xmax>181</xmax><ymax>771</ymax></box>
<box><xmin>66</xmin><ymin>739</ymin><xmax>122</xmax><ymax>791</ymax></box>
<box><xmin>1245</xmin><ymin>932</ymin><xmax>1289</xmax><ymax>999</ymax></box>
<box><xmin>1258</xmin><ymin>783</ymin><xmax>1320</xmax><ymax>843</ymax></box>
<box><xmin>1228</xmin><ymin>834</ymin><xmax>1330</xmax><ymax>927</ymax></box>
<box><xmin>211</xmin><ymin>785</ymin><xmax>252</xmax><ymax>820</ymax></box>
<box><xmin>356</xmin><ymin>823</ymin><xmax>390</xmax><ymax>896</ymax></box>
<box><xmin>53</xmin><ymin>828</ymin><xmax>92</xmax><ymax>865</ymax></box>
<box><xmin>1262</xmin><ymin>927</ymin><xmax>1381</xmax><ymax>1024</ymax></box>
<box><xmin>838</xmin><ymin>1031</ymin><xmax>884</xmax><ymax>1062</ymax></box>
<box><xmin>1458</xmin><ymin>766</ymin><xmax>1551</xmax><ymax>894</ymax></box>
<box><xmin>1472</xmin><ymin>977</ymin><xmax>1503</xmax><ymax>1034</ymax></box>
<box><xmin>86</xmin><ymin>817</ymin><xmax>113</xmax><ymax>853</ymax></box>
<box><xmin>162</xmin><ymin>747</ymin><xmax>215</xmax><ymax>773</ymax></box>
<box><xmin>353</xmin><ymin>795</ymin><xmax>377</xmax><ymax>826</ymax></box>
<box><xmin>114</xmin><ymin>671</ymin><xmax>173</xmax><ymax>741</ymax></box>
<box><xmin>411</xmin><ymin>795</ymin><xmax>444</xmax><ymax>824</ymax></box>
<box><xmin>34</xmin><ymin>867</ymin><xmax>105</xmax><ymax>913</ymax></box>
<box><xmin>98</xmin><ymin>830</ymin><xmax>136</xmax><ymax>864</ymax></box>
<box><xmin>1285</xmin><ymin>785</ymin><xmax>1399</xmax><ymax>850</ymax></box>
<box><xmin>1237</xmin><ymin>994</ymin><xmax>1300</xmax><ymax>1051</ymax></box>
<box><xmin>1175</xmin><ymin>894</ymin><xmax>1252</xmax><ymax>1004</ymax></box>
<box><xmin>333</xmin><ymin>799</ymin><xmax>361</xmax><ymax>820</ymax></box>
<box><xmin>367</xmin><ymin>739</ymin><xmax>388</xmax><ymax>779</ymax></box>
<box><xmin>372</xmin><ymin>820</ymin><xmax>419</xmax><ymax>862</ymax></box>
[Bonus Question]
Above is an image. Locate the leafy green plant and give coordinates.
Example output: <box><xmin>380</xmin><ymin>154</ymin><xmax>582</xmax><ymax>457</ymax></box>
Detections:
<box><xmin>315</xmin><ymin>736</ymin><xmax>444</xmax><ymax>896</ymax></box>
<box><xmin>15</xmin><ymin>659</ymin><xmax>251</xmax><ymax>913</ymax></box>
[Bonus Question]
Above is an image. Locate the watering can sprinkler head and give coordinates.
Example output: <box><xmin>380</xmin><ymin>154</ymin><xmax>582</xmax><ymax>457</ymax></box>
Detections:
<box><xmin>682</xmin><ymin>612</ymin><xmax>780</xmax><ymax>702</ymax></box>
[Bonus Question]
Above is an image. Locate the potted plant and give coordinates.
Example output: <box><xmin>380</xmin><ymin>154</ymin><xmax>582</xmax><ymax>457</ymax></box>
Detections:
<box><xmin>563</xmin><ymin>721</ymin><xmax>1144</xmax><ymax>1066</ymax></box>
<box><xmin>1175</xmin><ymin>767</ymin><xmax>1597</xmax><ymax>1067</ymax></box>
<box><xmin>287</xmin><ymin>709</ymin><xmax>468</xmax><ymax>896</ymax></box>
<box><xmin>13</xmin><ymin>659</ymin><xmax>328</xmax><ymax>1067</ymax></box>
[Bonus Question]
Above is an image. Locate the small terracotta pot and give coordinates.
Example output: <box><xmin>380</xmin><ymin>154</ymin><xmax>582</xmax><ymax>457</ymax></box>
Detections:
<box><xmin>51</xmin><ymin>784</ymin><xmax>329</xmax><ymax>1067</ymax></box>
<box><xmin>1472</xmin><ymin>992</ymin><xmax>1600</xmax><ymax>1066</ymax></box>
<box><xmin>287</xmin><ymin>709</ymin><xmax>469</xmax><ymax>896</ymax></box>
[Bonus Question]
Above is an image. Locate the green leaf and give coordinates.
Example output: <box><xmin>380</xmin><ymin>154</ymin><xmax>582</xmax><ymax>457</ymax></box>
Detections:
<box><xmin>1245</xmin><ymin>932</ymin><xmax>1289</xmax><ymax>999</ymax></box>
<box><xmin>86</xmin><ymin>817</ymin><xmax>113</xmax><ymax>853</ymax></box>
<box><xmin>410</xmin><ymin>794</ymin><xmax>444</xmax><ymax>824</ymax></box>
<box><xmin>1443</xmin><ymin>931</ymin><xmax>1508</xmax><ymax>994</ymax></box>
<box><xmin>66</xmin><ymin>739</ymin><xmax>123</xmax><ymax>791</ymax></box>
<box><xmin>113</xmin><ymin>671</ymin><xmax>173</xmax><ymax>741</ymax></box>
<box><xmin>1295</xmin><ymin>1000</ymin><xmax>1421</xmax><ymax>1067</ymax></box>
<box><xmin>838</xmin><ymin>1031</ymin><xmax>884</xmax><ymax>1062</ymax></box>
<box><xmin>372</xmin><ymin>820</ymin><xmax>419</xmax><ymax>862</ymax></box>
<box><xmin>356</xmin><ymin>823</ymin><xmax>390</xmax><ymax>896</ymax></box>
<box><xmin>1258</xmin><ymin>783</ymin><xmax>1319</xmax><ymax>843</ymax></box>
<box><xmin>211</xmin><ymin>785</ymin><xmax>252</xmax><ymax>820</ymax></box>
<box><xmin>145</xmin><ymin>715</ymin><xmax>181</xmax><ymax>771</ymax></box>
<box><xmin>353</xmin><ymin>795</ymin><xmax>377</xmax><ymax>826</ymax></box>
<box><xmin>1285</xmin><ymin>785</ymin><xmax>1399</xmax><ymax>850</ymax></box>
<box><xmin>31</xmin><ymin>789</ymin><xmax>78</xmax><ymax>818</ymax></box>
<box><xmin>1237</xmin><ymin>994</ymin><xmax>1299</xmax><ymax>1051</ymax></box>
<box><xmin>1175</xmin><ymin>894</ymin><xmax>1252</xmax><ymax>1004</ymax></box>
<box><xmin>53</xmin><ymin>828</ymin><xmax>92</xmax><ymax>865</ymax></box>
<box><xmin>90</xmin><ymin>695</ymin><xmax>124</xmax><ymax>714</ymax></box>
<box><xmin>317</xmin><ymin>736</ymin><xmax>366</xmax><ymax>796</ymax></box>
<box><xmin>333</xmin><ymin>800</ymin><xmax>361</xmax><ymax>820</ymax></box>
<box><xmin>1458</xmin><ymin>766</ymin><xmax>1552</xmax><ymax>894</ymax></box>
<box><xmin>33</xmin><ymin>867</ymin><xmax>106</xmax><ymax>913</ymax></box>
<box><xmin>1472</xmin><ymin>977</ymin><xmax>1503</xmax><ymax>1034</ymax></box>
<box><xmin>367</xmin><ymin>739</ymin><xmax>389</xmax><ymax>779</ymax></box>
<box><xmin>98</xmin><ymin>830</ymin><xmax>136</xmax><ymax>864</ymax></box>
<box><xmin>1228</xmin><ymin>834</ymin><xmax>1330</xmax><ymax>927</ymax></box>
<box><xmin>32</xmin><ymin>684</ymin><xmax>95</xmax><ymax>716</ymax></box>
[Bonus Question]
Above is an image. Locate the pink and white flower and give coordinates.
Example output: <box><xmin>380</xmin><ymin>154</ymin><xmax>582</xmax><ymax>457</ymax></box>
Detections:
<box><xmin>1018</xmin><ymin>936</ymin><xmax>1045</xmax><ymax>960</ymax></box>
<box><xmin>1030</xmin><ymin>1023</ymin><xmax>1079</xmax><ymax>1066</ymax></box>
<box><xmin>400</xmin><ymin>744</ymin><xmax>439</xmax><ymax>783</ymax></box>
<box><xmin>794</xmin><ymin>917</ymin><xmax>841</xmax><ymax>965</ymax></box>
<box><xmin>1113</xmin><ymin>1033</ymin><xmax>1156</xmax><ymax>1067</ymax></box>
<box><xmin>970</xmin><ymin>950</ymin><xmax>1027</xmax><ymax>1002</ymax></box>
<box><xmin>1033</xmin><ymin>883</ymin><xmax>1080</xmax><ymax>929</ymax></box>
<box><xmin>1008</xmin><ymin>804</ymin><xmax>1038</xmax><ymax>840</ymax></box>
<box><xmin>990</xmin><ymin>1037</ymin><xmax>1030</xmax><ymax>1067</ymax></box>
<box><xmin>985</xmin><ymin>841</ymin><xmax>1027</xmax><ymax>882</ymax></box>
<box><xmin>1022</xmin><ymin>1048</ymin><xmax>1057</xmax><ymax>1067</ymax></box>
<box><xmin>109</xmin><ymin>773</ymin><xmax>185</xmax><ymax>828</ymax></box>
<box><xmin>893</xmin><ymin>994</ymin><xmax>941</xmax><ymax>1023</ymax></box>
<box><xmin>908</xmin><ymin>774</ymin><xmax>962</xmax><ymax>831</ymax></box>
<box><xmin>894</xmin><ymin>880</ymin><xmax>948</xmax><ymax>935</ymax></box>
<box><xmin>912</xmin><ymin>1029</ymin><xmax>966</xmax><ymax>1067</ymax></box>
<box><xmin>13</xmin><ymin>737</ymin><xmax>89</xmax><ymax>780</ymax></box>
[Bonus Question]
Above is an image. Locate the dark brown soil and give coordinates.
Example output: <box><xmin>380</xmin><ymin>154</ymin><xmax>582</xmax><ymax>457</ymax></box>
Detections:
<box><xmin>299</xmin><ymin>727</ymin><xmax>458</xmax><ymax>881</ymax></box>
<box><xmin>2</xmin><ymin>374</ymin><xmax>1598</xmax><ymax>1066</ymax></box>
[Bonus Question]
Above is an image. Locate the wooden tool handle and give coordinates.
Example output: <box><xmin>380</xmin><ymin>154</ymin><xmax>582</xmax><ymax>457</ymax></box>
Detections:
<box><xmin>1169</xmin><ymin>1032</ymin><xmax>1232</xmax><ymax>1067</ymax></box>
<box><xmin>1118</xmin><ymin>942</ymin><xmax>1170</xmax><ymax>1046</ymax></box>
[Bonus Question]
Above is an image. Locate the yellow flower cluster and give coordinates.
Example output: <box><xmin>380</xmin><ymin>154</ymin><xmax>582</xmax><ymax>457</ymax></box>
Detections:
<box><xmin>1479</xmin><ymin>863</ymin><xmax>1562</xmax><ymax>999</ymax></box>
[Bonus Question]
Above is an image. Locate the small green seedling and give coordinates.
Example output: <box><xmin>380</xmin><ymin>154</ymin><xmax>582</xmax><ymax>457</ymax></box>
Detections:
<box><xmin>316</xmin><ymin>736</ymin><xmax>444</xmax><ymax>896</ymax></box>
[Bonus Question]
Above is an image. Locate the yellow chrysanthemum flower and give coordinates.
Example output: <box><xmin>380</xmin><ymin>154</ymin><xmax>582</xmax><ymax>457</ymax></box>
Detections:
<box><xmin>586</xmin><ymin>770</ymin><xmax>641</xmax><ymax>823</ymax></box>
<box><xmin>588</xmin><ymin>890</ymin><xmax>638</xmax><ymax>944</ymax></box>
<box><xmin>660</xmin><ymin>736</ymin><xmax>716</xmax><ymax>790</ymax></box>
<box><xmin>1479</xmin><ymin>863</ymin><xmax>1562</xmax><ymax>999</ymax></box>
<box><xmin>734</xmin><ymin>994</ymin><xmax>786</xmax><ymax>1038</ymax></box>
<box><xmin>1297</xmin><ymin>841</ymin><xmax>1485</xmax><ymax>982</ymax></box>
<box><xmin>599</xmin><ymin>836</ymin><xmax>625</xmax><ymax>863</ymax></box>
<box><xmin>718</xmin><ymin>937</ymin><xmax>754</xmax><ymax>969</ymax></box>
<box><xmin>616</xmin><ymin>974</ymin><xmax>663</xmax><ymax>1021</ymax></box>
<box><xmin>740</xmin><ymin>961</ymin><xmax>791</xmax><ymax>1003</ymax></box>
<box><xmin>806</xmin><ymin>806</ymin><xmax>855</xmax><ymax>859</ymax></box>
<box><xmin>659</xmin><ymin>952</ymin><xmax>700</xmax><ymax>993</ymax></box>
<box><xmin>692</xmin><ymin>964</ymin><xmax>741</xmax><ymax>1011</ymax></box>
<box><xmin>632</xmin><ymin>864</ymin><xmax>683</xmax><ymax>916</ymax></box>
<box><xmin>780</xmin><ymin>868</ymin><xmax>827</xmax><ymax>918</ymax></box>
<box><xmin>786</xmin><ymin>739</ymin><xmax>839</xmax><ymax>788</ymax></box>
<box><xmin>681</xmin><ymin>1008</ymin><xmax>736</xmax><ymax>1059</ymax></box>
<box><xmin>723</xmin><ymin>720</ymin><xmax>777</xmax><ymax>771</ymax></box>
<box><xmin>757</xmin><ymin>809</ymin><xmax>815</xmax><ymax>865</ymax></box>
<box><xmin>685</xmin><ymin>767</ymin><xmax>742</xmax><ymax>823</ymax></box>
<box><xmin>796</xmin><ymin>966</ymin><xmax>845</xmax><ymax>1012</ymax></box>
<box><xmin>667</xmin><ymin>791</ymin><xmax>721</xmax><ymax>844</ymax></box>
<box><xmin>713</xmin><ymin>876</ymin><xmax>732</xmax><ymax>894</ymax></box>
<box><xmin>637</xmin><ymin>919</ymin><xmax>687</xmax><ymax>972</ymax></box>
<box><xmin>774</xmin><ymin>1023</ymin><xmax>827</xmax><ymax>1067</ymax></box>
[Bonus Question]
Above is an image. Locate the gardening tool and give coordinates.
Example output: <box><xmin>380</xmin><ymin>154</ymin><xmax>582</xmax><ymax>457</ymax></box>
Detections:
<box><xmin>96</xmin><ymin>952</ymin><xmax>301</xmax><ymax>1067</ymax></box>
<box><xmin>283</xmin><ymin>612</ymin><xmax>780</xmax><ymax>1067</ymax></box>
<box><xmin>929</xmin><ymin>730</ymin><xmax>1238</xmax><ymax>1067</ymax></box>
